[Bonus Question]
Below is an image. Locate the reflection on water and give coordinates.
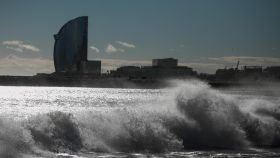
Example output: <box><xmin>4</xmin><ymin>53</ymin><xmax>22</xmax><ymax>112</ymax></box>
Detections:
<box><xmin>0</xmin><ymin>80</ymin><xmax>280</xmax><ymax>157</ymax></box>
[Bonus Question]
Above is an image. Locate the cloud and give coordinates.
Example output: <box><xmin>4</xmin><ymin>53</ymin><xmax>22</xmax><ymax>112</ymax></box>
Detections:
<box><xmin>6</xmin><ymin>46</ymin><xmax>24</xmax><ymax>52</ymax></box>
<box><xmin>0</xmin><ymin>54</ymin><xmax>53</xmax><ymax>76</ymax></box>
<box><xmin>116</xmin><ymin>41</ymin><xmax>135</xmax><ymax>48</ymax></box>
<box><xmin>105</xmin><ymin>44</ymin><xmax>125</xmax><ymax>54</ymax></box>
<box><xmin>105</xmin><ymin>44</ymin><xmax>117</xmax><ymax>54</ymax></box>
<box><xmin>118</xmin><ymin>48</ymin><xmax>125</xmax><ymax>52</ymax></box>
<box><xmin>104</xmin><ymin>41</ymin><xmax>135</xmax><ymax>54</ymax></box>
<box><xmin>89</xmin><ymin>46</ymin><xmax>100</xmax><ymax>53</ymax></box>
<box><xmin>2</xmin><ymin>40</ymin><xmax>40</xmax><ymax>52</ymax></box>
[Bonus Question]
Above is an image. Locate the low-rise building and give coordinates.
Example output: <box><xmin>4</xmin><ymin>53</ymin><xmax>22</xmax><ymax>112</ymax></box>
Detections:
<box><xmin>81</xmin><ymin>60</ymin><xmax>101</xmax><ymax>75</ymax></box>
<box><xmin>112</xmin><ymin>58</ymin><xmax>196</xmax><ymax>79</ymax></box>
<box><xmin>152</xmin><ymin>58</ymin><xmax>178</xmax><ymax>68</ymax></box>
<box><xmin>264</xmin><ymin>66</ymin><xmax>280</xmax><ymax>79</ymax></box>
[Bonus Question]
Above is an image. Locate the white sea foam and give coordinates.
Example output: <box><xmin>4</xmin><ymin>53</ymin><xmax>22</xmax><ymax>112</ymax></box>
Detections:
<box><xmin>0</xmin><ymin>80</ymin><xmax>280</xmax><ymax>157</ymax></box>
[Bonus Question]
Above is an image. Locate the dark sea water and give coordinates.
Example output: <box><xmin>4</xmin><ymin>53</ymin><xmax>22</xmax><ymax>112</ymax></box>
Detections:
<box><xmin>1</xmin><ymin>80</ymin><xmax>280</xmax><ymax>158</ymax></box>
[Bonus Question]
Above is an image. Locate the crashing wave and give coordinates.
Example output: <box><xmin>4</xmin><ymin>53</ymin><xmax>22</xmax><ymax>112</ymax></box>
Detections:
<box><xmin>1</xmin><ymin>80</ymin><xmax>280</xmax><ymax>157</ymax></box>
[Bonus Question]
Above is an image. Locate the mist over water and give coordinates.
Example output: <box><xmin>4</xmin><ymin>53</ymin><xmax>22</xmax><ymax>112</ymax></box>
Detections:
<box><xmin>0</xmin><ymin>80</ymin><xmax>280</xmax><ymax>157</ymax></box>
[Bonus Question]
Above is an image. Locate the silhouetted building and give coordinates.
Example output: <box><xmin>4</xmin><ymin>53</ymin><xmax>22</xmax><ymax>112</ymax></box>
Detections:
<box><xmin>152</xmin><ymin>58</ymin><xmax>178</xmax><ymax>68</ymax></box>
<box><xmin>112</xmin><ymin>58</ymin><xmax>196</xmax><ymax>79</ymax></box>
<box><xmin>264</xmin><ymin>66</ymin><xmax>280</xmax><ymax>79</ymax></box>
<box><xmin>215</xmin><ymin>65</ymin><xmax>267</xmax><ymax>82</ymax></box>
<box><xmin>140</xmin><ymin>66</ymin><xmax>195</xmax><ymax>79</ymax></box>
<box><xmin>215</xmin><ymin>68</ymin><xmax>237</xmax><ymax>82</ymax></box>
<box><xmin>243</xmin><ymin>66</ymin><xmax>262</xmax><ymax>73</ymax></box>
<box><xmin>81</xmin><ymin>60</ymin><xmax>101</xmax><ymax>74</ymax></box>
<box><xmin>113</xmin><ymin>66</ymin><xmax>141</xmax><ymax>78</ymax></box>
<box><xmin>53</xmin><ymin>16</ymin><xmax>101</xmax><ymax>75</ymax></box>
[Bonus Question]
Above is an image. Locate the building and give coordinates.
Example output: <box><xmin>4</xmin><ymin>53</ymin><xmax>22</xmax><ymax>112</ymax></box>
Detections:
<box><xmin>112</xmin><ymin>58</ymin><xmax>196</xmax><ymax>79</ymax></box>
<box><xmin>215</xmin><ymin>65</ymin><xmax>266</xmax><ymax>82</ymax></box>
<box><xmin>113</xmin><ymin>66</ymin><xmax>141</xmax><ymax>78</ymax></box>
<box><xmin>140</xmin><ymin>66</ymin><xmax>194</xmax><ymax>79</ymax></box>
<box><xmin>264</xmin><ymin>66</ymin><xmax>280</xmax><ymax>79</ymax></box>
<box><xmin>215</xmin><ymin>68</ymin><xmax>237</xmax><ymax>82</ymax></box>
<box><xmin>243</xmin><ymin>66</ymin><xmax>262</xmax><ymax>73</ymax></box>
<box><xmin>81</xmin><ymin>60</ymin><xmax>101</xmax><ymax>74</ymax></box>
<box><xmin>53</xmin><ymin>16</ymin><xmax>101</xmax><ymax>75</ymax></box>
<box><xmin>152</xmin><ymin>58</ymin><xmax>178</xmax><ymax>68</ymax></box>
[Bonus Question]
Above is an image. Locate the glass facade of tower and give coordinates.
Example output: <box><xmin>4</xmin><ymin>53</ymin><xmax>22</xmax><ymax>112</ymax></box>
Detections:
<box><xmin>53</xmin><ymin>16</ymin><xmax>88</xmax><ymax>73</ymax></box>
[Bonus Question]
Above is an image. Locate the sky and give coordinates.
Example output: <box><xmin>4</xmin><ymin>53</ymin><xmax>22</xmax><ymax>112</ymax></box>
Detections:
<box><xmin>0</xmin><ymin>0</ymin><xmax>280</xmax><ymax>75</ymax></box>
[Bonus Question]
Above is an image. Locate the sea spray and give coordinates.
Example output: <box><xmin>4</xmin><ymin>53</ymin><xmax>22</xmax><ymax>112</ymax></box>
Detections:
<box><xmin>169</xmin><ymin>80</ymin><xmax>249</xmax><ymax>149</ymax></box>
<box><xmin>25</xmin><ymin>80</ymin><xmax>280</xmax><ymax>152</ymax></box>
<box><xmin>0</xmin><ymin>118</ymin><xmax>32</xmax><ymax>158</ymax></box>
<box><xmin>0</xmin><ymin>80</ymin><xmax>280</xmax><ymax>157</ymax></box>
<box><xmin>76</xmin><ymin>109</ymin><xmax>182</xmax><ymax>152</ymax></box>
<box><xmin>168</xmin><ymin>80</ymin><xmax>280</xmax><ymax>148</ymax></box>
<box><xmin>27</xmin><ymin>111</ymin><xmax>82</xmax><ymax>152</ymax></box>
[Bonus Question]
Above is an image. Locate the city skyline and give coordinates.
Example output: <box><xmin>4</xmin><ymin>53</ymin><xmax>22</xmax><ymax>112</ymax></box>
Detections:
<box><xmin>0</xmin><ymin>0</ymin><xmax>280</xmax><ymax>75</ymax></box>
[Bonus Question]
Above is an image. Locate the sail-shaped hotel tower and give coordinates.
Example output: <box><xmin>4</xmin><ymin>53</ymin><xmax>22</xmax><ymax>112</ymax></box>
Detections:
<box><xmin>53</xmin><ymin>16</ymin><xmax>101</xmax><ymax>75</ymax></box>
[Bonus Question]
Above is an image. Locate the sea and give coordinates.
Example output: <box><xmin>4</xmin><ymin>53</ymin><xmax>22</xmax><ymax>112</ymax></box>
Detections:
<box><xmin>1</xmin><ymin>80</ymin><xmax>280</xmax><ymax>158</ymax></box>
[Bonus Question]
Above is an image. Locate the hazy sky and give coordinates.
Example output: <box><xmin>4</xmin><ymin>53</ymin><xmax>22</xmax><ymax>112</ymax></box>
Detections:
<box><xmin>0</xmin><ymin>0</ymin><xmax>280</xmax><ymax>75</ymax></box>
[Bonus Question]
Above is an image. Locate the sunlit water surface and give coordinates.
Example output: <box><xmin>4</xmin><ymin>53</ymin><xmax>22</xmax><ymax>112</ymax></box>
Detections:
<box><xmin>1</xmin><ymin>80</ymin><xmax>280</xmax><ymax>158</ymax></box>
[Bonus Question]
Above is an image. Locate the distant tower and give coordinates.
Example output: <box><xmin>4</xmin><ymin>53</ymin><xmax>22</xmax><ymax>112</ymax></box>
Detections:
<box><xmin>53</xmin><ymin>16</ymin><xmax>88</xmax><ymax>73</ymax></box>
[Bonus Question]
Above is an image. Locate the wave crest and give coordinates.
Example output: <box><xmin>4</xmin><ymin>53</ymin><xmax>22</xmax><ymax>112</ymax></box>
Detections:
<box><xmin>27</xmin><ymin>111</ymin><xmax>82</xmax><ymax>152</ymax></box>
<box><xmin>1</xmin><ymin>80</ymin><xmax>280</xmax><ymax>156</ymax></box>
